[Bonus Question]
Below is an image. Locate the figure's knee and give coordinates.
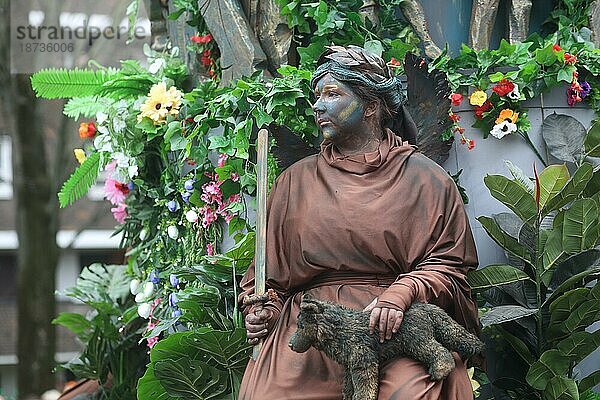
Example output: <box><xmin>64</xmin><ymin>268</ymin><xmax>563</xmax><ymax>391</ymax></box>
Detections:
<box><xmin>378</xmin><ymin>358</ymin><xmax>438</xmax><ymax>400</ymax></box>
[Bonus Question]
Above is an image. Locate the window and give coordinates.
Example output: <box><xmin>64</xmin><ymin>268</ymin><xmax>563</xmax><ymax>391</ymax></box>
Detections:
<box><xmin>0</xmin><ymin>136</ymin><xmax>12</xmax><ymax>200</ymax></box>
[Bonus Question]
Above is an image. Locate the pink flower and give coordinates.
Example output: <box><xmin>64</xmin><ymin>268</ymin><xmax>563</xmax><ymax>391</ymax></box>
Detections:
<box><xmin>224</xmin><ymin>213</ymin><xmax>234</xmax><ymax>223</ymax></box>
<box><xmin>200</xmin><ymin>206</ymin><xmax>217</xmax><ymax>228</ymax></box>
<box><xmin>206</xmin><ymin>243</ymin><xmax>214</xmax><ymax>256</ymax></box>
<box><xmin>230</xmin><ymin>172</ymin><xmax>240</xmax><ymax>182</ymax></box>
<box><xmin>147</xmin><ymin>336</ymin><xmax>159</xmax><ymax>348</ymax></box>
<box><xmin>228</xmin><ymin>193</ymin><xmax>241</xmax><ymax>204</ymax></box>
<box><xmin>217</xmin><ymin>153</ymin><xmax>228</xmax><ymax>167</ymax></box>
<box><xmin>111</xmin><ymin>203</ymin><xmax>128</xmax><ymax>224</ymax></box>
<box><xmin>105</xmin><ymin>160</ymin><xmax>117</xmax><ymax>173</ymax></box>
<box><xmin>201</xmin><ymin>181</ymin><xmax>223</xmax><ymax>204</ymax></box>
<box><xmin>104</xmin><ymin>178</ymin><xmax>129</xmax><ymax>205</ymax></box>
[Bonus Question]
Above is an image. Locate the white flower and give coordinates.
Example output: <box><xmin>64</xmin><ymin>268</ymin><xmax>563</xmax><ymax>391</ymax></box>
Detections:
<box><xmin>137</xmin><ymin>302</ymin><xmax>152</xmax><ymax>319</ymax></box>
<box><xmin>490</xmin><ymin>120</ymin><xmax>517</xmax><ymax>139</ymax></box>
<box><xmin>96</xmin><ymin>111</ymin><xmax>108</xmax><ymax>125</ymax></box>
<box><xmin>139</xmin><ymin>228</ymin><xmax>148</xmax><ymax>241</ymax></box>
<box><xmin>185</xmin><ymin>209</ymin><xmax>199</xmax><ymax>223</ymax></box>
<box><xmin>507</xmin><ymin>84</ymin><xmax>520</xmax><ymax>101</ymax></box>
<box><xmin>143</xmin><ymin>281</ymin><xmax>155</xmax><ymax>297</ymax></box>
<box><xmin>130</xmin><ymin>279</ymin><xmax>141</xmax><ymax>295</ymax></box>
<box><xmin>149</xmin><ymin>58</ymin><xmax>166</xmax><ymax>74</ymax></box>
<box><xmin>93</xmin><ymin>134</ymin><xmax>113</xmax><ymax>152</ymax></box>
<box><xmin>128</xmin><ymin>165</ymin><xmax>139</xmax><ymax>178</ymax></box>
<box><xmin>135</xmin><ymin>292</ymin><xmax>147</xmax><ymax>302</ymax></box>
<box><xmin>167</xmin><ymin>225</ymin><xmax>179</xmax><ymax>239</ymax></box>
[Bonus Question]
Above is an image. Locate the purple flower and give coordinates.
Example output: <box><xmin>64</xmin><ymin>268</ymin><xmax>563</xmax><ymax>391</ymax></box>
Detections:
<box><xmin>581</xmin><ymin>81</ymin><xmax>591</xmax><ymax>98</ymax></box>
<box><xmin>184</xmin><ymin>179</ymin><xmax>196</xmax><ymax>191</ymax></box>
<box><xmin>181</xmin><ymin>191</ymin><xmax>192</xmax><ymax>203</ymax></box>
<box><xmin>169</xmin><ymin>292</ymin><xmax>179</xmax><ymax>307</ymax></box>
<box><xmin>169</xmin><ymin>274</ymin><xmax>179</xmax><ymax>288</ymax></box>
<box><xmin>172</xmin><ymin>308</ymin><xmax>182</xmax><ymax>318</ymax></box>
<box><xmin>167</xmin><ymin>199</ymin><xmax>179</xmax><ymax>212</ymax></box>
<box><xmin>149</xmin><ymin>270</ymin><xmax>160</xmax><ymax>284</ymax></box>
<box><xmin>127</xmin><ymin>181</ymin><xmax>135</xmax><ymax>191</ymax></box>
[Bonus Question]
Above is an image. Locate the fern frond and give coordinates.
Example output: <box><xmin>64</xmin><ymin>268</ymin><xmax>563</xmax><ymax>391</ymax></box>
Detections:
<box><xmin>98</xmin><ymin>75</ymin><xmax>156</xmax><ymax>99</ymax></box>
<box><xmin>31</xmin><ymin>68</ymin><xmax>117</xmax><ymax>99</ymax></box>
<box><xmin>58</xmin><ymin>152</ymin><xmax>101</xmax><ymax>207</ymax></box>
<box><xmin>63</xmin><ymin>96</ymin><xmax>115</xmax><ymax>119</ymax></box>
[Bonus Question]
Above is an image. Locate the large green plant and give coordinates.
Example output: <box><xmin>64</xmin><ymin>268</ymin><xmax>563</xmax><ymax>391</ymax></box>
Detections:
<box><xmin>468</xmin><ymin>121</ymin><xmax>600</xmax><ymax>399</ymax></box>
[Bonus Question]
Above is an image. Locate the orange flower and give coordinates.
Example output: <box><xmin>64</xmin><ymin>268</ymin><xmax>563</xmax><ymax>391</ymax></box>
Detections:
<box><xmin>495</xmin><ymin>109</ymin><xmax>518</xmax><ymax>124</ymax></box>
<box><xmin>564</xmin><ymin>53</ymin><xmax>577</xmax><ymax>65</ymax></box>
<box><xmin>389</xmin><ymin>58</ymin><xmax>401</xmax><ymax>67</ymax></box>
<box><xmin>468</xmin><ymin>139</ymin><xmax>475</xmax><ymax>150</ymax></box>
<box><xmin>79</xmin><ymin>122</ymin><xmax>96</xmax><ymax>139</ymax></box>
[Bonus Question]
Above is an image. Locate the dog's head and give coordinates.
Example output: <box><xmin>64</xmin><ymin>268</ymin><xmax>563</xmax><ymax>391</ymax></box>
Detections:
<box><xmin>288</xmin><ymin>295</ymin><xmax>326</xmax><ymax>353</ymax></box>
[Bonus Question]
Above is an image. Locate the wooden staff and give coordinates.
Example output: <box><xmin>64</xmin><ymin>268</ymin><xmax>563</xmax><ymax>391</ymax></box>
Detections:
<box><xmin>252</xmin><ymin>128</ymin><xmax>269</xmax><ymax>360</ymax></box>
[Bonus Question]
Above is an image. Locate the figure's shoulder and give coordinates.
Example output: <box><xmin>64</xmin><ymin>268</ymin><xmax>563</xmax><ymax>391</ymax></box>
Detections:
<box><xmin>402</xmin><ymin>152</ymin><xmax>455</xmax><ymax>188</ymax></box>
<box><xmin>276</xmin><ymin>154</ymin><xmax>319</xmax><ymax>181</ymax></box>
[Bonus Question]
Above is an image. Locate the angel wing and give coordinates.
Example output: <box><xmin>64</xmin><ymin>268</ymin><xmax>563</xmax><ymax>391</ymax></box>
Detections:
<box><xmin>403</xmin><ymin>52</ymin><xmax>453</xmax><ymax>165</ymax></box>
<box><xmin>269</xmin><ymin>124</ymin><xmax>319</xmax><ymax>170</ymax></box>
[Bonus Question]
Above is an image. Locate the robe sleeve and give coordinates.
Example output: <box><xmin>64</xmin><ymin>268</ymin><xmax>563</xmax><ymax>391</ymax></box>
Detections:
<box><xmin>375</xmin><ymin>171</ymin><xmax>480</xmax><ymax>333</ymax></box>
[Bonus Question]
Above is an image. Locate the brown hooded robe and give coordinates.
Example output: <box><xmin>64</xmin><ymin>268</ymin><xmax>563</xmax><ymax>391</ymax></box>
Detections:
<box><xmin>239</xmin><ymin>129</ymin><xmax>479</xmax><ymax>400</ymax></box>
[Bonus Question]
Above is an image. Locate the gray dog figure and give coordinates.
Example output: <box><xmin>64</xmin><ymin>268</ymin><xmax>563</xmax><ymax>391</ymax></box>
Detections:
<box><xmin>288</xmin><ymin>295</ymin><xmax>484</xmax><ymax>400</ymax></box>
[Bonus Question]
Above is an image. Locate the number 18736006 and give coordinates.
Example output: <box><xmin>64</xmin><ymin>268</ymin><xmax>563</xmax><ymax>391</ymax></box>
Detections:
<box><xmin>20</xmin><ymin>42</ymin><xmax>74</xmax><ymax>53</ymax></box>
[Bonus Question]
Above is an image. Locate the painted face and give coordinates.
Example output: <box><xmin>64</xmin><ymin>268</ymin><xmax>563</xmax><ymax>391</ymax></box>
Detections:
<box><xmin>312</xmin><ymin>74</ymin><xmax>366</xmax><ymax>142</ymax></box>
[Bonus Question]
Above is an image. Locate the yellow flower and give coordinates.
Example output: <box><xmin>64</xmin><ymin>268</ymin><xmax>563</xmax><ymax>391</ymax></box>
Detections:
<box><xmin>73</xmin><ymin>148</ymin><xmax>87</xmax><ymax>164</ymax></box>
<box><xmin>138</xmin><ymin>82</ymin><xmax>183</xmax><ymax>124</ymax></box>
<box><xmin>495</xmin><ymin>108</ymin><xmax>519</xmax><ymax>124</ymax></box>
<box><xmin>469</xmin><ymin>90</ymin><xmax>488</xmax><ymax>106</ymax></box>
<box><xmin>467</xmin><ymin>367</ymin><xmax>481</xmax><ymax>393</ymax></box>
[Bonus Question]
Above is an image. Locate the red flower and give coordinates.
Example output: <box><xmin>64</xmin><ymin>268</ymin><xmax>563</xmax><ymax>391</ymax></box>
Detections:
<box><xmin>79</xmin><ymin>122</ymin><xmax>96</xmax><ymax>139</ymax></box>
<box><xmin>564</xmin><ymin>53</ymin><xmax>577</xmax><ymax>64</ymax></box>
<box><xmin>453</xmin><ymin>126</ymin><xmax>465</xmax><ymax>134</ymax></box>
<box><xmin>468</xmin><ymin>139</ymin><xmax>475</xmax><ymax>150</ymax></box>
<box><xmin>389</xmin><ymin>58</ymin><xmax>401</xmax><ymax>67</ymax></box>
<box><xmin>553</xmin><ymin>44</ymin><xmax>562</xmax><ymax>52</ymax></box>
<box><xmin>474</xmin><ymin>100</ymin><xmax>493</xmax><ymax>120</ymax></box>
<box><xmin>492</xmin><ymin>79</ymin><xmax>515</xmax><ymax>97</ymax></box>
<box><xmin>200</xmin><ymin>49</ymin><xmax>212</xmax><ymax>67</ymax></box>
<box><xmin>449</xmin><ymin>93</ymin><xmax>463</xmax><ymax>106</ymax></box>
<box><xmin>191</xmin><ymin>34</ymin><xmax>212</xmax><ymax>44</ymax></box>
<box><xmin>449</xmin><ymin>113</ymin><xmax>460</xmax><ymax>122</ymax></box>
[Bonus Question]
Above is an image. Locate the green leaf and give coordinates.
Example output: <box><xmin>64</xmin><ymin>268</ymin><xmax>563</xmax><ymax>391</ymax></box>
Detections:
<box><xmin>477</xmin><ymin>216</ymin><xmax>533</xmax><ymax>265</ymax></box>
<box><xmin>543</xmin><ymin>163</ymin><xmax>594</xmax><ymax>214</ymax></box>
<box><xmin>154</xmin><ymin>358</ymin><xmax>229</xmax><ymax>399</ymax></box>
<box><xmin>252</xmin><ymin>108</ymin><xmax>274</xmax><ymax>128</ymax></box>
<box><xmin>550</xmin><ymin>249</ymin><xmax>600</xmax><ymax>289</ymax></box>
<box><xmin>548</xmin><ymin>288</ymin><xmax>590</xmax><ymax>334</ymax></box>
<box><xmin>137</xmin><ymin>363</ymin><xmax>178</xmax><ymax>400</ymax></box>
<box><xmin>557</xmin><ymin>65</ymin><xmax>577</xmax><ymax>83</ymax></box>
<box><xmin>584</xmin><ymin>121</ymin><xmax>600</xmax><ymax>157</ymax></box>
<box><xmin>561</xmin><ymin>299</ymin><xmax>600</xmax><ymax>336</ymax></box>
<box><xmin>556</xmin><ymin>330</ymin><xmax>600</xmax><ymax>363</ymax></box>
<box><xmin>479</xmin><ymin>305</ymin><xmax>537</xmax><ymax>328</ymax></box>
<box><xmin>545</xmin><ymin>266</ymin><xmax>600</xmax><ymax>306</ymax></box>
<box><xmin>31</xmin><ymin>68</ymin><xmax>116</xmax><ymax>99</ymax></box>
<box><xmin>526</xmin><ymin>350</ymin><xmax>571</xmax><ymax>390</ymax></box>
<box><xmin>495</xmin><ymin>325</ymin><xmax>535</xmax><ymax>365</ymax></box>
<box><xmin>364</xmin><ymin>40</ymin><xmax>384</xmax><ymax>57</ymax></box>
<box><xmin>57</xmin><ymin>152</ymin><xmax>101</xmax><ymax>208</ymax></box>
<box><xmin>505</xmin><ymin>160</ymin><xmax>534</xmax><ymax>195</ymax></box>
<box><xmin>52</xmin><ymin>312</ymin><xmax>91</xmax><ymax>338</ymax></box>
<box><xmin>543</xmin><ymin>376</ymin><xmax>579</xmax><ymax>400</ymax></box>
<box><xmin>538</xmin><ymin>165</ymin><xmax>570</xmax><ymax>210</ymax></box>
<box><xmin>542</xmin><ymin>114</ymin><xmax>586</xmax><ymax>163</ymax></box>
<box><xmin>63</xmin><ymin>96</ymin><xmax>114</xmax><ymax>119</ymax></box>
<box><xmin>562</xmin><ymin>198</ymin><xmax>599</xmax><ymax>254</ymax></box>
<box><xmin>169</xmin><ymin>133</ymin><xmax>188</xmax><ymax>151</ymax></box>
<box><xmin>535</xmin><ymin>43</ymin><xmax>558</xmax><ymax>66</ymax></box>
<box><xmin>484</xmin><ymin>175</ymin><xmax>538</xmax><ymax>225</ymax></box>
<box><xmin>579</xmin><ymin>371</ymin><xmax>600</xmax><ymax>394</ymax></box>
<box><xmin>467</xmin><ymin>264</ymin><xmax>531</xmax><ymax>291</ymax></box>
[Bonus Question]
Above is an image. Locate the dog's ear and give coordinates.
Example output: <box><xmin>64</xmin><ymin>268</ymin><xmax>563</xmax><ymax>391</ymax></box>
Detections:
<box><xmin>302</xmin><ymin>293</ymin><xmax>313</xmax><ymax>301</ymax></box>
<box><xmin>300</xmin><ymin>302</ymin><xmax>320</xmax><ymax>314</ymax></box>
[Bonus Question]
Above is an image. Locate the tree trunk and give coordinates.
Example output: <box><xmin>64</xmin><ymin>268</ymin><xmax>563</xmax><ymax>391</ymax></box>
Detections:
<box><xmin>0</xmin><ymin>0</ymin><xmax>59</xmax><ymax>397</ymax></box>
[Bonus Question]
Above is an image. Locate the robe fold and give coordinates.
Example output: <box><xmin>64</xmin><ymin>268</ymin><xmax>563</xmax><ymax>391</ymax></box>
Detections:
<box><xmin>239</xmin><ymin>129</ymin><xmax>479</xmax><ymax>400</ymax></box>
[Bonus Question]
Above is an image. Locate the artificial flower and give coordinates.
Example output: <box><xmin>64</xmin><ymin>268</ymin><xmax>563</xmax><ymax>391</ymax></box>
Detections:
<box><xmin>552</xmin><ymin>44</ymin><xmax>562</xmax><ymax>52</ymax></box>
<box><xmin>217</xmin><ymin>153</ymin><xmax>228</xmax><ymax>167</ymax></box>
<box><xmin>449</xmin><ymin>113</ymin><xmax>460</xmax><ymax>122</ymax></box>
<box><xmin>79</xmin><ymin>122</ymin><xmax>96</xmax><ymax>139</ymax></box>
<box><xmin>185</xmin><ymin>209</ymin><xmax>199</xmax><ymax>223</ymax></box>
<box><xmin>490</xmin><ymin>120</ymin><xmax>517</xmax><ymax>139</ymax></box>
<box><xmin>111</xmin><ymin>203</ymin><xmax>128</xmax><ymax>224</ymax></box>
<box><xmin>138</xmin><ymin>82</ymin><xmax>183</xmax><ymax>124</ymax></box>
<box><xmin>148</xmin><ymin>58</ymin><xmax>166</xmax><ymax>74</ymax></box>
<box><xmin>580</xmin><ymin>81</ymin><xmax>591</xmax><ymax>98</ymax></box>
<box><xmin>184</xmin><ymin>179</ymin><xmax>195</xmax><ymax>191</ymax></box>
<box><xmin>230</xmin><ymin>172</ymin><xmax>240</xmax><ymax>182</ymax></box>
<box><xmin>172</xmin><ymin>309</ymin><xmax>182</xmax><ymax>318</ymax></box>
<box><xmin>567</xmin><ymin>87</ymin><xmax>582</xmax><ymax>106</ymax></box>
<box><xmin>190</xmin><ymin>34</ymin><xmax>212</xmax><ymax>44</ymax></box>
<box><xmin>139</xmin><ymin>228</ymin><xmax>148</xmax><ymax>241</ymax></box>
<box><xmin>474</xmin><ymin>100</ymin><xmax>493</xmax><ymax>120</ymax></box>
<box><xmin>453</xmin><ymin>126</ymin><xmax>465</xmax><ymax>134</ymax></box>
<box><xmin>167</xmin><ymin>225</ymin><xmax>179</xmax><ymax>239</ymax></box>
<box><xmin>143</xmin><ymin>282</ymin><xmax>154</xmax><ymax>297</ymax></box>
<box><xmin>149</xmin><ymin>270</ymin><xmax>160</xmax><ymax>284</ymax></box>
<box><xmin>104</xmin><ymin>178</ymin><xmax>130</xmax><ymax>205</ymax></box>
<box><xmin>389</xmin><ymin>58</ymin><xmax>401</xmax><ymax>68</ymax></box>
<box><xmin>507</xmin><ymin>84</ymin><xmax>520</xmax><ymax>101</ymax></box>
<box><xmin>170</xmin><ymin>274</ymin><xmax>180</xmax><ymax>288</ymax></box>
<box><xmin>135</xmin><ymin>292</ymin><xmax>147</xmax><ymax>303</ymax></box>
<box><xmin>169</xmin><ymin>292</ymin><xmax>179</xmax><ymax>308</ymax></box>
<box><xmin>469</xmin><ymin>90</ymin><xmax>487</xmax><ymax>106</ymax></box>
<box><xmin>200</xmin><ymin>50</ymin><xmax>213</xmax><ymax>67</ymax></box>
<box><xmin>449</xmin><ymin>93</ymin><xmax>463</xmax><ymax>106</ymax></box>
<box><xmin>181</xmin><ymin>191</ymin><xmax>192</xmax><ymax>203</ymax></box>
<box><xmin>147</xmin><ymin>336</ymin><xmax>159</xmax><ymax>348</ymax></box>
<box><xmin>130</xmin><ymin>279</ymin><xmax>141</xmax><ymax>295</ymax></box>
<box><xmin>206</xmin><ymin>243</ymin><xmax>215</xmax><ymax>256</ymax></box>
<box><xmin>564</xmin><ymin>53</ymin><xmax>577</xmax><ymax>65</ymax></box>
<box><xmin>492</xmin><ymin>79</ymin><xmax>515</xmax><ymax>97</ymax></box>
<box><xmin>167</xmin><ymin>200</ymin><xmax>179</xmax><ymax>212</ymax></box>
<box><xmin>137</xmin><ymin>302</ymin><xmax>151</xmax><ymax>319</ymax></box>
<box><xmin>468</xmin><ymin>139</ymin><xmax>475</xmax><ymax>150</ymax></box>
<box><xmin>73</xmin><ymin>148</ymin><xmax>87</xmax><ymax>164</ymax></box>
<box><xmin>495</xmin><ymin>109</ymin><xmax>519</xmax><ymax>124</ymax></box>
<box><xmin>467</xmin><ymin>367</ymin><xmax>481</xmax><ymax>392</ymax></box>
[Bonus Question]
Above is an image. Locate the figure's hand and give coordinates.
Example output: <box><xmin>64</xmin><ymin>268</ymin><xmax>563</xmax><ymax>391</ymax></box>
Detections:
<box><xmin>245</xmin><ymin>307</ymin><xmax>274</xmax><ymax>345</ymax></box>
<box><xmin>364</xmin><ymin>298</ymin><xmax>404</xmax><ymax>343</ymax></box>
